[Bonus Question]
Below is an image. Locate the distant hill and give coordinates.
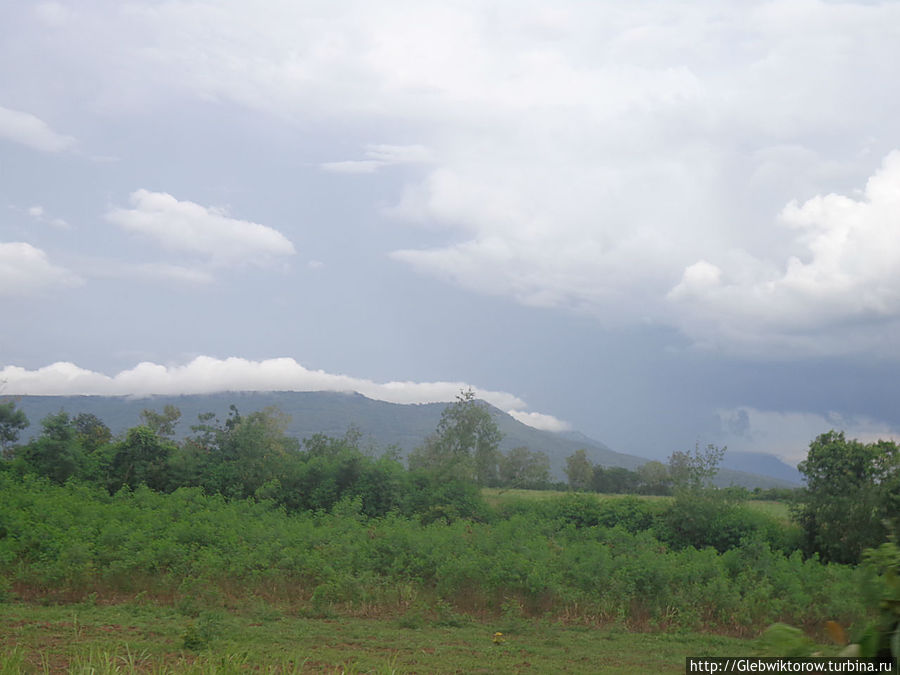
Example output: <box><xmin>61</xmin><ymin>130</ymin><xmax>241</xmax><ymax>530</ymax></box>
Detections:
<box><xmin>8</xmin><ymin>391</ymin><xmax>797</xmax><ymax>488</ymax></box>
<box><xmin>720</xmin><ymin>451</ymin><xmax>802</xmax><ymax>485</ymax></box>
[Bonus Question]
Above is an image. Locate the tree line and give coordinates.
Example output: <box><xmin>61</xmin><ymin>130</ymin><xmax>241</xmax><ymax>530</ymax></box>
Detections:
<box><xmin>561</xmin><ymin>445</ymin><xmax>795</xmax><ymax>501</ymax></box>
<box><xmin>2</xmin><ymin>395</ymin><xmax>897</xmax><ymax>566</ymax></box>
<box><xmin>2</xmin><ymin>393</ymin><xmax>898</xmax><ymax>659</ymax></box>
<box><xmin>0</xmin><ymin>392</ymin><xmax>555</xmax><ymax>521</ymax></box>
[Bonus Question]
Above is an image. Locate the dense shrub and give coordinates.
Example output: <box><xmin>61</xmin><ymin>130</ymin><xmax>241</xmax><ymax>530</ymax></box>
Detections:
<box><xmin>655</xmin><ymin>491</ymin><xmax>802</xmax><ymax>555</ymax></box>
<box><xmin>548</xmin><ymin>494</ymin><xmax>660</xmax><ymax>533</ymax></box>
<box><xmin>0</xmin><ymin>474</ymin><xmax>867</xmax><ymax>633</ymax></box>
<box><xmin>402</xmin><ymin>473</ymin><xmax>491</xmax><ymax>523</ymax></box>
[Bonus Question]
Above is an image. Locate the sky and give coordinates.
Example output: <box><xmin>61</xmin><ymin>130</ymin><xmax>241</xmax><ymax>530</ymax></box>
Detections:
<box><xmin>2</xmin><ymin>0</ymin><xmax>900</xmax><ymax>467</ymax></box>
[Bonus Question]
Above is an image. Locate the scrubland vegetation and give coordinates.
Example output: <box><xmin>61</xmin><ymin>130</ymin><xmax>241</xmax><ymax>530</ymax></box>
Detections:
<box><xmin>0</xmin><ymin>393</ymin><xmax>897</xmax><ymax>671</ymax></box>
<box><xmin>0</xmin><ymin>473</ymin><xmax>863</xmax><ymax>629</ymax></box>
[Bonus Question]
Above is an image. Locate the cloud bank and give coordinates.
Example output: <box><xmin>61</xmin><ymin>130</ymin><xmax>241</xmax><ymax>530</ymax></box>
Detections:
<box><xmin>106</xmin><ymin>190</ymin><xmax>296</xmax><ymax>266</ymax></box>
<box><xmin>0</xmin><ymin>357</ymin><xmax>570</xmax><ymax>432</ymax></box>
<box><xmin>7</xmin><ymin>2</ymin><xmax>900</xmax><ymax>356</ymax></box>
<box><xmin>670</xmin><ymin>151</ymin><xmax>900</xmax><ymax>355</ymax></box>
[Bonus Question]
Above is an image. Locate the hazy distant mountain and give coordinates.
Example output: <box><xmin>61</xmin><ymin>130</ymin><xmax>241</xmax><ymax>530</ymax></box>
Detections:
<box><xmin>720</xmin><ymin>451</ymin><xmax>802</xmax><ymax>485</ymax></box>
<box><xmin>9</xmin><ymin>391</ymin><xmax>797</xmax><ymax>488</ymax></box>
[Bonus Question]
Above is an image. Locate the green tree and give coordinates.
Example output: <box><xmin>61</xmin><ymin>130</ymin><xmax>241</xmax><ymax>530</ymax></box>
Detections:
<box><xmin>108</xmin><ymin>426</ymin><xmax>176</xmax><ymax>492</ymax></box>
<box><xmin>794</xmin><ymin>431</ymin><xmax>899</xmax><ymax>564</ymax></box>
<box><xmin>72</xmin><ymin>413</ymin><xmax>112</xmax><ymax>452</ymax></box>
<box><xmin>498</xmin><ymin>446</ymin><xmax>551</xmax><ymax>489</ymax></box>
<box><xmin>168</xmin><ymin>411</ymin><xmax>219</xmax><ymax>490</ymax></box>
<box><xmin>178</xmin><ymin>406</ymin><xmax>300</xmax><ymax>499</ymax></box>
<box><xmin>69</xmin><ymin>412</ymin><xmax>114</xmax><ymax>483</ymax></box>
<box><xmin>636</xmin><ymin>460</ymin><xmax>671</xmax><ymax>495</ymax></box>
<box><xmin>565</xmin><ymin>449</ymin><xmax>593</xmax><ymax>491</ymax></box>
<box><xmin>285</xmin><ymin>429</ymin><xmax>407</xmax><ymax>516</ymax></box>
<box><xmin>17</xmin><ymin>411</ymin><xmax>85</xmax><ymax>484</ymax></box>
<box><xmin>0</xmin><ymin>401</ymin><xmax>29</xmax><ymax>458</ymax></box>
<box><xmin>657</xmin><ymin>443</ymin><xmax>736</xmax><ymax>551</ymax></box>
<box><xmin>408</xmin><ymin>389</ymin><xmax>502</xmax><ymax>485</ymax></box>
<box><xmin>591</xmin><ymin>465</ymin><xmax>640</xmax><ymax>494</ymax></box>
<box><xmin>140</xmin><ymin>404</ymin><xmax>182</xmax><ymax>439</ymax></box>
<box><xmin>668</xmin><ymin>442</ymin><xmax>725</xmax><ymax>491</ymax></box>
<box><xmin>219</xmin><ymin>407</ymin><xmax>299</xmax><ymax>497</ymax></box>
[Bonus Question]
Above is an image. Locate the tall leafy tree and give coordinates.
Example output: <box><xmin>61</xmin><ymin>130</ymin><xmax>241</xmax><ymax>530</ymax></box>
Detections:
<box><xmin>176</xmin><ymin>406</ymin><xmax>299</xmax><ymax>498</ymax></box>
<box><xmin>0</xmin><ymin>401</ymin><xmax>29</xmax><ymax>459</ymax></box>
<box><xmin>72</xmin><ymin>413</ymin><xmax>112</xmax><ymax>453</ymax></box>
<box><xmin>656</xmin><ymin>443</ymin><xmax>735</xmax><ymax>551</ymax></box>
<box><xmin>408</xmin><ymin>389</ymin><xmax>502</xmax><ymax>485</ymax></box>
<box><xmin>107</xmin><ymin>426</ymin><xmax>176</xmax><ymax>492</ymax></box>
<box><xmin>636</xmin><ymin>460</ymin><xmax>671</xmax><ymax>495</ymax></box>
<box><xmin>565</xmin><ymin>449</ymin><xmax>592</xmax><ymax>491</ymax></box>
<box><xmin>591</xmin><ymin>465</ymin><xmax>640</xmax><ymax>494</ymax></box>
<box><xmin>498</xmin><ymin>446</ymin><xmax>551</xmax><ymax>489</ymax></box>
<box><xmin>668</xmin><ymin>443</ymin><xmax>725</xmax><ymax>491</ymax></box>
<box><xmin>219</xmin><ymin>407</ymin><xmax>299</xmax><ymax>498</ymax></box>
<box><xmin>18</xmin><ymin>411</ymin><xmax>85</xmax><ymax>484</ymax></box>
<box><xmin>795</xmin><ymin>431</ymin><xmax>899</xmax><ymax>563</ymax></box>
<box><xmin>140</xmin><ymin>405</ymin><xmax>182</xmax><ymax>439</ymax></box>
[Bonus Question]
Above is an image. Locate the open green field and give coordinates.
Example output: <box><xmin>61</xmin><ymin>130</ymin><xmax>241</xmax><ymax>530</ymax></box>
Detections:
<box><xmin>0</xmin><ymin>602</ymin><xmax>779</xmax><ymax>674</ymax></box>
<box><xmin>0</xmin><ymin>477</ymin><xmax>860</xmax><ymax>672</ymax></box>
<box><xmin>481</xmin><ymin>488</ymin><xmax>792</xmax><ymax>522</ymax></box>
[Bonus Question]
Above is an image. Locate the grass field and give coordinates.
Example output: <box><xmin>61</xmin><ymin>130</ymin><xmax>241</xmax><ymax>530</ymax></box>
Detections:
<box><xmin>0</xmin><ymin>482</ymin><xmax>837</xmax><ymax>672</ymax></box>
<box><xmin>0</xmin><ymin>601</ymin><xmax>778</xmax><ymax>674</ymax></box>
<box><xmin>480</xmin><ymin>488</ymin><xmax>792</xmax><ymax>522</ymax></box>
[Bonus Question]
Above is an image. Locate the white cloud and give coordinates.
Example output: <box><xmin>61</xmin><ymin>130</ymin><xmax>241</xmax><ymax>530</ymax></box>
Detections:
<box><xmin>0</xmin><ymin>105</ymin><xmax>76</xmax><ymax>153</ymax></box>
<box><xmin>0</xmin><ymin>357</ymin><xmax>569</xmax><ymax>431</ymax></box>
<box><xmin>0</xmin><ymin>356</ymin><xmax>554</xmax><ymax>421</ymax></box>
<box><xmin>9</xmin><ymin>1</ymin><xmax>900</xmax><ymax>356</ymax></box>
<box><xmin>507</xmin><ymin>410</ymin><xmax>571</xmax><ymax>432</ymax></box>
<box><xmin>717</xmin><ymin>406</ymin><xmax>898</xmax><ymax>466</ymax></box>
<box><xmin>106</xmin><ymin>190</ymin><xmax>296</xmax><ymax>265</ymax></box>
<box><xmin>669</xmin><ymin>151</ymin><xmax>900</xmax><ymax>355</ymax></box>
<box><xmin>668</xmin><ymin>261</ymin><xmax>721</xmax><ymax>299</ymax></box>
<box><xmin>322</xmin><ymin>144</ymin><xmax>432</xmax><ymax>173</ymax></box>
<box><xmin>0</xmin><ymin>242</ymin><xmax>82</xmax><ymax>295</ymax></box>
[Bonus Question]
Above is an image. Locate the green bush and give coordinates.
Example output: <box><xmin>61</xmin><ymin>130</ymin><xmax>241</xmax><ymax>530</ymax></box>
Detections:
<box><xmin>656</xmin><ymin>491</ymin><xmax>800</xmax><ymax>554</ymax></box>
<box><xmin>0</xmin><ymin>473</ymin><xmax>868</xmax><ymax>633</ymax></box>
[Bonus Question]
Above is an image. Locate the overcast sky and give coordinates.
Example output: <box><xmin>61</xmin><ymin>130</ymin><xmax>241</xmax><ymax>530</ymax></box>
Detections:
<box><xmin>2</xmin><ymin>1</ymin><xmax>900</xmax><ymax>466</ymax></box>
